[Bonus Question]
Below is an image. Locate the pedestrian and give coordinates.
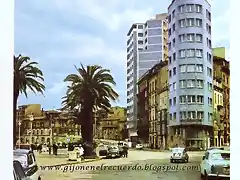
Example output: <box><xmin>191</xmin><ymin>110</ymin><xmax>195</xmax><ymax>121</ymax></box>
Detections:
<box><xmin>123</xmin><ymin>144</ymin><xmax>128</xmax><ymax>158</ymax></box>
<box><xmin>79</xmin><ymin>145</ymin><xmax>84</xmax><ymax>161</ymax></box>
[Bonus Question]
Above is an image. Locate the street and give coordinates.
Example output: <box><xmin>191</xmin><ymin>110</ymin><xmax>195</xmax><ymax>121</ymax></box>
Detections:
<box><xmin>37</xmin><ymin>150</ymin><xmax>204</xmax><ymax>180</ymax></box>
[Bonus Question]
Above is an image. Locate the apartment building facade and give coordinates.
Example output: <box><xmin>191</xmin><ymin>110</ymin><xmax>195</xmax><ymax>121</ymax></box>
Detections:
<box><xmin>212</xmin><ymin>56</ymin><xmax>230</xmax><ymax>146</ymax></box>
<box><xmin>168</xmin><ymin>0</ymin><xmax>213</xmax><ymax>149</ymax></box>
<box><xmin>137</xmin><ymin>61</ymin><xmax>168</xmax><ymax>149</ymax></box>
<box><xmin>126</xmin><ymin>14</ymin><xmax>168</xmax><ymax>141</ymax></box>
<box><xmin>96</xmin><ymin>107</ymin><xmax>127</xmax><ymax>140</ymax></box>
<box><xmin>16</xmin><ymin>104</ymin><xmax>81</xmax><ymax>145</ymax></box>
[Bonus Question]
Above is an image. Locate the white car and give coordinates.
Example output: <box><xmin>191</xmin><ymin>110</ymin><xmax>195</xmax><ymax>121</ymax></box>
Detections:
<box><xmin>200</xmin><ymin>149</ymin><xmax>230</xmax><ymax>179</ymax></box>
<box><xmin>136</xmin><ymin>144</ymin><xmax>143</xmax><ymax>150</ymax></box>
<box><xmin>13</xmin><ymin>149</ymin><xmax>41</xmax><ymax>180</ymax></box>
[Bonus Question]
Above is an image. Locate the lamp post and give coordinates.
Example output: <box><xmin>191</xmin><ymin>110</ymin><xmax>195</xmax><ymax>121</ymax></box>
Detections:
<box><xmin>29</xmin><ymin>114</ymin><xmax>34</xmax><ymax>144</ymax></box>
<box><xmin>18</xmin><ymin>121</ymin><xmax>21</xmax><ymax>148</ymax></box>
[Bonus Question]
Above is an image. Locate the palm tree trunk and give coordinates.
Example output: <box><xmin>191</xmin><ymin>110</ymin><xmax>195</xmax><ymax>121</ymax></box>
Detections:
<box><xmin>13</xmin><ymin>90</ymin><xmax>19</xmax><ymax>148</ymax></box>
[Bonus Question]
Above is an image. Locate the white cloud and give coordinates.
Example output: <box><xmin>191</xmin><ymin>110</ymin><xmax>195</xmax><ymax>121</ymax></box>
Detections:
<box><xmin>47</xmin><ymin>0</ymin><xmax>154</xmax><ymax>31</ymax></box>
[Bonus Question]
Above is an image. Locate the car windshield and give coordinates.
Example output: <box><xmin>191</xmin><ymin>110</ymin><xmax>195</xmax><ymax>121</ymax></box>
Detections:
<box><xmin>172</xmin><ymin>148</ymin><xmax>183</xmax><ymax>153</ymax></box>
<box><xmin>211</xmin><ymin>153</ymin><xmax>230</xmax><ymax>160</ymax></box>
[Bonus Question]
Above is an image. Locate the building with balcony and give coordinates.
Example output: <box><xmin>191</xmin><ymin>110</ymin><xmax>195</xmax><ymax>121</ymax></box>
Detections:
<box><xmin>16</xmin><ymin>104</ymin><xmax>80</xmax><ymax>145</ymax></box>
<box><xmin>213</xmin><ymin>55</ymin><xmax>230</xmax><ymax>146</ymax></box>
<box><xmin>137</xmin><ymin>73</ymin><xmax>149</xmax><ymax>143</ymax></box>
<box><xmin>126</xmin><ymin>13</ymin><xmax>168</xmax><ymax>141</ymax></box>
<box><xmin>137</xmin><ymin>61</ymin><xmax>168</xmax><ymax>149</ymax></box>
<box><xmin>96</xmin><ymin>107</ymin><xmax>127</xmax><ymax>141</ymax></box>
<box><xmin>168</xmin><ymin>0</ymin><xmax>213</xmax><ymax>150</ymax></box>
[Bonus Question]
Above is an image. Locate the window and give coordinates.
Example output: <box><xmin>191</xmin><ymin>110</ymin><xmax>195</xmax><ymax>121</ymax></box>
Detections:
<box><xmin>196</xmin><ymin>18</ymin><xmax>202</xmax><ymax>27</ymax></box>
<box><xmin>173</xmin><ymin>53</ymin><xmax>176</xmax><ymax>61</ymax></box>
<box><xmin>186</xmin><ymin>49</ymin><xmax>195</xmax><ymax>57</ymax></box>
<box><xmin>168</xmin><ymin>15</ymin><xmax>171</xmax><ymax>23</ymax></box>
<box><xmin>138</xmin><ymin>40</ymin><xmax>143</xmax><ymax>44</ymax></box>
<box><xmin>186</xmin><ymin>4</ymin><xmax>194</xmax><ymax>12</ymax></box>
<box><xmin>196</xmin><ymin>34</ymin><xmax>202</xmax><ymax>42</ymax></box>
<box><xmin>196</xmin><ymin>80</ymin><xmax>204</xmax><ymax>88</ymax></box>
<box><xmin>207</xmin><ymin>53</ymin><xmax>212</xmax><ymax>63</ymax></box>
<box><xmin>196</xmin><ymin>64</ymin><xmax>203</xmax><ymax>72</ymax></box>
<box><xmin>169</xmin><ymin>56</ymin><xmax>172</xmax><ymax>64</ymax></box>
<box><xmin>187</xmin><ymin>64</ymin><xmax>195</xmax><ymax>72</ymax></box>
<box><xmin>173</xmin><ymin>38</ymin><xmax>175</xmax><ymax>47</ymax></box>
<box><xmin>173</xmin><ymin>67</ymin><xmax>176</xmax><ymax>75</ymax></box>
<box><xmin>169</xmin><ymin>99</ymin><xmax>172</xmax><ymax>106</ymax></box>
<box><xmin>208</xmin><ymin>97</ymin><xmax>212</xmax><ymax>105</ymax></box>
<box><xmin>179</xmin><ymin>5</ymin><xmax>184</xmax><ymax>13</ymax></box>
<box><xmin>208</xmin><ymin>82</ymin><xmax>212</xmax><ymax>91</ymax></box>
<box><xmin>172</xmin><ymin>10</ymin><xmax>175</xmax><ymax>18</ymax></box>
<box><xmin>179</xmin><ymin>19</ymin><xmax>185</xmax><ymax>27</ymax></box>
<box><xmin>173</xmin><ymin>97</ymin><xmax>176</xmax><ymax>105</ymax></box>
<box><xmin>180</xmin><ymin>96</ymin><xmax>186</xmax><ymax>104</ymax></box>
<box><xmin>188</xmin><ymin>111</ymin><xmax>196</xmax><ymax>119</ymax></box>
<box><xmin>186</xmin><ymin>33</ymin><xmax>194</xmax><ymax>42</ymax></box>
<box><xmin>180</xmin><ymin>80</ymin><xmax>186</xmax><ymax>88</ymax></box>
<box><xmin>179</xmin><ymin>49</ymin><xmax>186</xmax><ymax>58</ymax></box>
<box><xmin>179</xmin><ymin>34</ymin><xmax>185</xmax><ymax>43</ymax></box>
<box><xmin>197</xmin><ymin>111</ymin><xmax>204</xmax><ymax>119</ymax></box>
<box><xmin>138</xmin><ymin>25</ymin><xmax>143</xmax><ymax>29</ymax></box>
<box><xmin>208</xmin><ymin>113</ymin><xmax>212</xmax><ymax>121</ymax></box>
<box><xmin>207</xmin><ymin>67</ymin><xmax>212</xmax><ymax>77</ymax></box>
<box><xmin>208</xmin><ymin>39</ymin><xmax>212</xmax><ymax>48</ymax></box>
<box><xmin>168</xmin><ymin>28</ymin><xmax>171</xmax><ymax>36</ymax></box>
<box><xmin>196</xmin><ymin>4</ymin><xmax>202</xmax><ymax>13</ymax></box>
<box><xmin>173</xmin><ymin>113</ymin><xmax>176</xmax><ymax>120</ymax></box>
<box><xmin>173</xmin><ymin>23</ymin><xmax>176</xmax><ymax>32</ymax></box>
<box><xmin>206</xmin><ymin>10</ymin><xmax>211</xmax><ymax>21</ymax></box>
<box><xmin>196</xmin><ymin>49</ymin><xmax>203</xmax><ymax>57</ymax></box>
<box><xmin>138</xmin><ymin>33</ymin><xmax>143</xmax><ymax>37</ymax></box>
<box><xmin>168</xmin><ymin>42</ymin><xmax>171</xmax><ymax>50</ymax></box>
<box><xmin>173</xmin><ymin>82</ymin><xmax>176</xmax><ymax>90</ymax></box>
<box><xmin>169</xmin><ymin>70</ymin><xmax>172</xmax><ymax>77</ymax></box>
<box><xmin>169</xmin><ymin>114</ymin><xmax>172</xmax><ymax>120</ymax></box>
<box><xmin>180</xmin><ymin>111</ymin><xmax>187</xmax><ymax>119</ymax></box>
<box><xmin>187</xmin><ymin>79</ymin><xmax>195</xmax><ymax>88</ymax></box>
<box><xmin>197</xmin><ymin>95</ymin><xmax>204</xmax><ymax>104</ymax></box>
<box><xmin>27</xmin><ymin>154</ymin><xmax>33</xmax><ymax>165</ymax></box>
<box><xmin>186</xmin><ymin>18</ymin><xmax>194</xmax><ymax>26</ymax></box>
<box><xmin>180</xmin><ymin>65</ymin><xmax>186</xmax><ymax>73</ymax></box>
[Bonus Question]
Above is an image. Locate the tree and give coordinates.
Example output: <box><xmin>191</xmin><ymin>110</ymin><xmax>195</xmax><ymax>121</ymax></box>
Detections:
<box><xmin>62</xmin><ymin>64</ymin><xmax>119</xmax><ymax>155</ymax></box>
<box><xmin>14</xmin><ymin>55</ymin><xmax>45</xmax><ymax>146</ymax></box>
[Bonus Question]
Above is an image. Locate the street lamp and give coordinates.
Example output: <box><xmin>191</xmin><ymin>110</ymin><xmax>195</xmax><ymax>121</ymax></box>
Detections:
<box><xmin>29</xmin><ymin>114</ymin><xmax>34</xmax><ymax>144</ymax></box>
<box><xmin>18</xmin><ymin>121</ymin><xmax>21</xmax><ymax>148</ymax></box>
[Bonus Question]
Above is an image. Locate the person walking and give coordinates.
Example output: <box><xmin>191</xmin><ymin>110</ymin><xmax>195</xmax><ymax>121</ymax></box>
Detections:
<box><xmin>79</xmin><ymin>145</ymin><xmax>84</xmax><ymax>161</ymax></box>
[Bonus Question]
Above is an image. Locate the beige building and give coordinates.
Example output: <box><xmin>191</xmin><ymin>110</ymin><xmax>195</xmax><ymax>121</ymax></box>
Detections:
<box><xmin>96</xmin><ymin>107</ymin><xmax>127</xmax><ymax>140</ymax></box>
<box><xmin>16</xmin><ymin>104</ymin><xmax>80</xmax><ymax>145</ymax></box>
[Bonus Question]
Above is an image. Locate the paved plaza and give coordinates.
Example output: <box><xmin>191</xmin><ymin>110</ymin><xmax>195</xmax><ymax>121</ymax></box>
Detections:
<box><xmin>37</xmin><ymin>150</ymin><xmax>204</xmax><ymax>180</ymax></box>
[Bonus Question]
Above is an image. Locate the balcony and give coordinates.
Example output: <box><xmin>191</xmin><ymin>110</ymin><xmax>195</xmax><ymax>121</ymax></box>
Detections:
<box><xmin>180</xmin><ymin>118</ymin><xmax>203</xmax><ymax>125</ymax></box>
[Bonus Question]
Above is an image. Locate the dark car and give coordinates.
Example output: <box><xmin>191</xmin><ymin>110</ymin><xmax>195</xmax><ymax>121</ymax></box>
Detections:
<box><xmin>107</xmin><ymin>145</ymin><xmax>120</xmax><ymax>158</ymax></box>
<box><xmin>13</xmin><ymin>160</ymin><xmax>31</xmax><ymax>180</ymax></box>
<box><xmin>98</xmin><ymin>144</ymin><xmax>108</xmax><ymax>157</ymax></box>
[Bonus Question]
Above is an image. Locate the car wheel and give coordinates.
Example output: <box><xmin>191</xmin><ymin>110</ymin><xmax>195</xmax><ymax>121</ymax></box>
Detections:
<box><xmin>170</xmin><ymin>159</ymin><xmax>173</xmax><ymax>163</ymax></box>
<box><xmin>38</xmin><ymin>176</ymin><xmax>41</xmax><ymax>180</ymax></box>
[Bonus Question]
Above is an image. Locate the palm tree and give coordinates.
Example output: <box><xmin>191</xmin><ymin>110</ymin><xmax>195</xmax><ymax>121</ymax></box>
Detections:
<box><xmin>62</xmin><ymin>64</ymin><xmax>119</xmax><ymax>155</ymax></box>
<box><xmin>14</xmin><ymin>55</ymin><xmax>45</xmax><ymax>146</ymax></box>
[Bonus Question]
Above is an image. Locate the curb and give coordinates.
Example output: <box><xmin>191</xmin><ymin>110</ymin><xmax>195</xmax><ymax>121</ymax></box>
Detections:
<box><xmin>45</xmin><ymin>158</ymin><xmax>101</xmax><ymax>167</ymax></box>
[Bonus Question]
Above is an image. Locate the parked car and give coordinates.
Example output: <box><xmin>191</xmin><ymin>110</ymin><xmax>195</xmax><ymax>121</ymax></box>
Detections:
<box><xmin>207</xmin><ymin>146</ymin><xmax>224</xmax><ymax>151</ymax></box>
<box><xmin>107</xmin><ymin>145</ymin><xmax>120</xmax><ymax>158</ymax></box>
<box><xmin>13</xmin><ymin>160</ymin><xmax>31</xmax><ymax>180</ymax></box>
<box><xmin>98</xmin><ymin>144</ymin><xmax>108</xmax><ymax>158</ymax></box>
<box><xmin>136</xmin><ymin>144</ymin><xmax>143</xmax><ymax>150</ymax></box>
<box><xmin>13</xmin><ymin>149</ymin><xmax>41</xmax><ymax>180</ymax></box>
<box><xmin>170</xmin><ymin>147</ymin><xmax>189</xmax><ymax>163</ymax></box>
<box><xmin>200</xmin><ymin>149</ymin><xmax>230</xmax><ymax>179</ymax></box>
